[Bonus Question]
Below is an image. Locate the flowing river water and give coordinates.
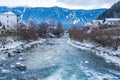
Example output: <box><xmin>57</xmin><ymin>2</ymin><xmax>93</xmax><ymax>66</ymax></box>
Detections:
<box><xmin>23</xmin><ymin>37</ymin><xmax>120</xmax><ymax>80</ymax></box>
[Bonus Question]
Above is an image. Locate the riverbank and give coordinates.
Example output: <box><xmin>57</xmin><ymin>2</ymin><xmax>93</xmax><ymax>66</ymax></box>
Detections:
<box><xmin>0</xmin><ymin>37</ymin><xmax>47</xmax><ymax>79</ymax></box>
<box><xmin>68</xmin><ymin>39</ymin><xmax>120</xmax><ymax>67</ymax></box>
<box><xmin>1</xmin><ymin>37</ymin><xmax>120</xmax><ymax>80</ymax></box>
<box><xmin>0</xmin><ymin>37</ymin><xmax>46</xmax><ymax>61</ymax></box>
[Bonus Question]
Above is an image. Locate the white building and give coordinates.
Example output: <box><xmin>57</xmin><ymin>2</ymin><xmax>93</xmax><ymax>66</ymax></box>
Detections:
<box><xmin>103</xmin><ymin>18</ymin><xmax>120</xmax><ymax>25</ymax></box>
<box><xmin>0</xmin><ymin>12</ymin><xmax>18</xmax><ymax>31</ymax></box>
<box><xmin>85</xmin><ymin>20</ymin><xmax>103</xmax><ymax>27</ymax></box>
<box><xmin>91</xmin><ymin>20</ymin><xmax>103</xmax><ymax>27</ymax></box>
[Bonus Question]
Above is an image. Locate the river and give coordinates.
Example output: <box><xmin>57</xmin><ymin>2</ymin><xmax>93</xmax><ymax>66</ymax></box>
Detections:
<box><xmin>24</xmin><ymin>37</ymin><xmax>120</xmax><ymax>80</ymax></box>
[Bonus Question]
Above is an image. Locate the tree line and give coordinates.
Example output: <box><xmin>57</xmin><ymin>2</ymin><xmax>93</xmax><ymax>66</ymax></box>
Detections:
<box><xmin>12</xmin><ymin>21</ymin><xmax>64</xmax><ymax>41</ymax></box>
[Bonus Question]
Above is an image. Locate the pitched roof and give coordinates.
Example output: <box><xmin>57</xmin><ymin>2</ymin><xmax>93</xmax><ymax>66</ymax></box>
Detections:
<box><xmin>91</xmin><ymin>20</ymin><xmax>103</xmax><ymax>23</ymax></box>
<box><xmin>105</xmin><ymin>18</ymin><xmax>120</xmax><ymax>21</ymax></box>
<box><xmin>3</xmin><ymin>11</ymin><xmax>15</xmax><ymax>15</ymax></box>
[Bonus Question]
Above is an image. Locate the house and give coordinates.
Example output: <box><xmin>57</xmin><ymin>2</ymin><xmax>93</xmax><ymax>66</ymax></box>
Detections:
<box><xmin>103</xmin><ymin>18</ymin><xmax>120</xmax><ymax>25</ymax></box>
<box><xmin>0</xmin><ymin>12</ymin><xmax>19</xmax><ymax>32</ymax></box>
<box><xmin>85</xmin><ymin>20</ymin><xmax>103</xmax><ymax>27</ymax></box>
<box><xmin>91</xmin><ymin>20</ymin><xmax>103</xmax><ymax>27</ymax></box>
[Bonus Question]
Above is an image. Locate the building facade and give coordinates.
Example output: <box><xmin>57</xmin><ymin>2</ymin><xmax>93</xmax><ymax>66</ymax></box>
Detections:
<box><xmin>103</xmin><ymin>18</ymin><xmax>120</xmax><ymax>25</ymax></box>
<box><xmin>0</xmin><ymin>12</ymin><xmax>18</xmax><ymax>32</ymax></box>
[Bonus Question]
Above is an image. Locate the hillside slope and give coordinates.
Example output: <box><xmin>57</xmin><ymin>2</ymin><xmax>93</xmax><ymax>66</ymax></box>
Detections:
<box><xmin>97</xmin><ymin>1</ymin><xmax>120</xmax><ymax>20</ymax></box>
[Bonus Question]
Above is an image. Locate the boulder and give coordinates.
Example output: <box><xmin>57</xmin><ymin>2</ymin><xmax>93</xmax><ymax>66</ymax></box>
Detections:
<box><xmin>10</xmin><ymin>64</ymin><xmax>15</xmax><ymax>68</ymax></box>
<box><xmin>13</xmin><ymin>50</ymin><xmax>22</xmax><ymax>54</ymax></box>
<box><xmin>18</xmin><ymin>53</ymin><xmax>25</xmax><ymax>56</ymax></box>
<box><xmin>15</xmin><ymin>62</ymin><xmax>27</xmax><ymax>70</ymax></box>
<box><xmin>18</xmin><ymin>57</ymin><xmax>25</xmax><ymax>61</ymax></box>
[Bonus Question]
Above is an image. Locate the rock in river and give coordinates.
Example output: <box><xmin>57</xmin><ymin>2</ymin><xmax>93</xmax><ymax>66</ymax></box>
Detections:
<box><xmin>15</xmin><ymin>62</ymin><xmax>27</xmax><ymax>70</ymax></box>
<box><xmin>18</xmin><ymin>57</ymin><xmax>26</xmax><ymax>61</ymax></box>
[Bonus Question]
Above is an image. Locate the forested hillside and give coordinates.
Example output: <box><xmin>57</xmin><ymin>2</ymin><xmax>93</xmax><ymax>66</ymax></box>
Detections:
<box><xmin>97</xmin><ymin>1</ymin><xmax>120</xmax><ymax>19</ymax></box>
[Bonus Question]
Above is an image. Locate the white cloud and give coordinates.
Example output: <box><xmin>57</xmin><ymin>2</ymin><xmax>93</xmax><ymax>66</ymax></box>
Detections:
<box><xmin>57</xmin><ymin>0</ymin><xmax>119</xmax><ymax>9</ymax></box>
<box><xmin>0</xmin><ymin>0</ymin><xmax>57</xmax><ymax>7</ymax></box>
<box><xmin>0</xmin><ymin>0</ymin><xmax>119</xmax><ymax>9</ymax></box>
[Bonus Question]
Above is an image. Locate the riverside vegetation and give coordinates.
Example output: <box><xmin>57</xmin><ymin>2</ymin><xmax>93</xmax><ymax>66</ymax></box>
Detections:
<box><xmin>69</xmin><ymin>24</ymin><xmax>120</xmax><ymax>50</ymax></box>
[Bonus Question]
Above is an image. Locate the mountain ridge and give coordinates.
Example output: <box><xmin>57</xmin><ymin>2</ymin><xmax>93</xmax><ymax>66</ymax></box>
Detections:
<box><xmin>0</xmin><ymin>6</ymin><xmax>106</xmax><ymax>28</ymax></box>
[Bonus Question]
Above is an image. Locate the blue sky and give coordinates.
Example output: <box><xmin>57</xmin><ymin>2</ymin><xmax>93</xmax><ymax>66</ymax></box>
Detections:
<box><xmin>0</xmin><ymin>0</ymin><xmax>119</xmax><ymax>9</ymax></box>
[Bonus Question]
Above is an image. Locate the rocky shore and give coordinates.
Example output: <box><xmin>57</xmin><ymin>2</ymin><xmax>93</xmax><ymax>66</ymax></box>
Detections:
<box><xmin>0</xmin><ymin>38</ymin><xmax>46</xmax><ymax>80</ymax></box>
<box><xmin>68</xmin><ymin>39</ymin><xmax>120</xmax><ymax>67</ymax></box>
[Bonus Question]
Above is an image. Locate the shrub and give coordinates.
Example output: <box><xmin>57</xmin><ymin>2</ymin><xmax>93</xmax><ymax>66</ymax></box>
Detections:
<box><xmin>69</xmin><ymin>25</ymin><xmax>120</xmax><ymax>49</ymax></box>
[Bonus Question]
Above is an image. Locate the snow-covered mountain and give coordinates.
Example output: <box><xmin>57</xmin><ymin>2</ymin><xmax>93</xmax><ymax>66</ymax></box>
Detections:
<box><xmin>0</xmin><ymin>6</ymin><xmax>106</xmax><ymax>28</ymax></box>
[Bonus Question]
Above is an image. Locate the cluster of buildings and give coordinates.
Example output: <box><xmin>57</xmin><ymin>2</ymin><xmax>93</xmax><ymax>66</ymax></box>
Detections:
<box><xmin>86</xmin><ymin>18</ymin><xmax>120</xmax><ymax>28</ymax></box>
<box><xmin>0</xmin><ymin>11</ymin><xmax>19</xmax><ymax>35</ymax></box>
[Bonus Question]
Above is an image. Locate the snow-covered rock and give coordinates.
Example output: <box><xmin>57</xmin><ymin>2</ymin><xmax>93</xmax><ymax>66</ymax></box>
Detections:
<box><xmin>84</xmin><ymin>61</ymin><xmax>90</xmax><ymax>64</ymax></box>
<box><xmin>15</xmin><ymin>62</ymin><xmax>27</xmax><ymax>70</ymax></box>
<box><xmin>18</xmin><ymin>57</ymin><xmax>25</xmax><ymax>61</ymax></box>
<box><xmin>10</xmin><ymin>64</ymin><xmax>15</xmax><ymax>68</ymax></box>
<box><xmin>4</xmin><ymin>41</ymin><xmax>24</xmax><ymax>49</ymax></box>
<box><xmin>1</xmin><ymin>69</ymin><xmax>10</xmax><ymax>74</ymax></box>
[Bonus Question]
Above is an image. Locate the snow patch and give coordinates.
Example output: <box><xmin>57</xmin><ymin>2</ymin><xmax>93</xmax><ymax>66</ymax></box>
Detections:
<box><xmin>0</xmin><ymin>54</ymin><xmax>6</xmax><ymax>61</ymax></box>
<box><xmin>1</xmin><ymin>69</ymin><xmax>10</xmax><ymax>73</ymax></box>
<box><xmin>84</xmin><ymin>61</ymin><xmax>90</xmax><ymax>64</ymax></box>
<box><xmin>73</xmin><ymin>18</ymin><xmax>80</xmax><ymax>24</ymax></box>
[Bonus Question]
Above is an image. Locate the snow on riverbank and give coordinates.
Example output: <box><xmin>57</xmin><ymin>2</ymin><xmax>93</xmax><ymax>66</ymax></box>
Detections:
<box><xmin>0</xmin><ymin>41</ymin><xmax>24</xmax><ymax>50</ymax></box>
<box><xmin>0</xmin><ymin>37</ymin><xmax>46</xmax><ymax>61</ymax></box>
<box><xmin>68</xmin><ymin>39</ymin><xmax>120</xmax><ymax>66</ymax></box>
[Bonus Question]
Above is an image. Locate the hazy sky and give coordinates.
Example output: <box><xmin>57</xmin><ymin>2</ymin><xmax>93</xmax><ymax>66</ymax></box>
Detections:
<box><xmin>0</xmin><ymin>0</ymin><xmax>119</xmax><ymax>9</ymax></box>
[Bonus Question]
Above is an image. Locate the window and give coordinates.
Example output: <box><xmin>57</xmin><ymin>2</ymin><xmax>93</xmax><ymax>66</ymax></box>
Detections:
<box><xmin>7</xmin><ymin>25</ymin><xmax>9</xmax><ymax>27</ymax></box>
<box><xmin>7</xmin><ymin>15</ymin><xmax>9</xmax><ymax>18</ymax></box>
<box><xmin>7</xmin><ymin>20</ymin><xmax>9</xmax><ymax>23</ymax></box>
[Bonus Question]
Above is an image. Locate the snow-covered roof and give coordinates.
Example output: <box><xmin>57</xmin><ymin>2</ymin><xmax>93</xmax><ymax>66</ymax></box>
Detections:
<box><xmin>105</xmin><ymin>18</ymin><xmax>120</xmax><ymax>22</ymax></box>
<box><xmin>84</xmin><ymin>22</ymin><xmax>92</xmax><ymax>26</ymax></box>
<box><xmin>85</xmin><ymin>20</ymin><xmax>103</xmax><ymax>26</ymax></box>
<box><xmin>91</xmin><ymin>20</ymin><xmax>103</xmax><ymax>23</ymax></box>
<box><xmin>3</xmin><ymin>11</ymin><xmax>15</xmax><ymax>15</ymax></box>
